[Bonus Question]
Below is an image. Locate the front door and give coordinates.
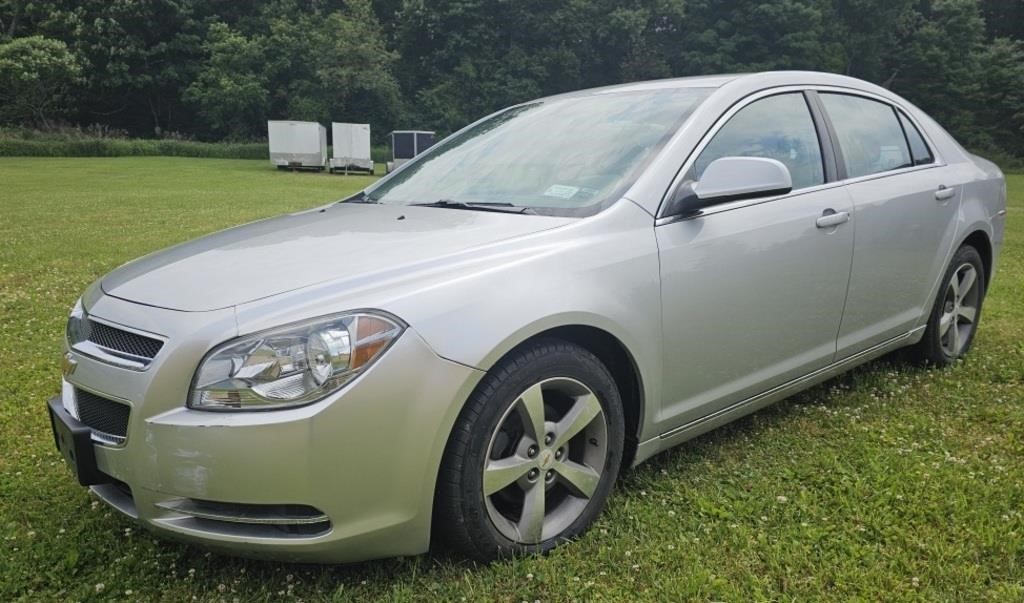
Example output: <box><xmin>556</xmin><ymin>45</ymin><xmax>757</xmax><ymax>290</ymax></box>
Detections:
<box><xmin>655</xmin><ymin>91</ymin><xmax>855</xmax><ymax>431</ymax></box>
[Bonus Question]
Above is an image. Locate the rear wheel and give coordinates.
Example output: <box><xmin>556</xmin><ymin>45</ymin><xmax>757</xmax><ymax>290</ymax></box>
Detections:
<box><xmin>434</xmin><ymin>339</ymin><xmax>624</xmax><ymax>561</ymax></box>
<box><xmin>907</xmin><ymin>244</ymin><xmax>986</xmax><ymax>366</ymax></box>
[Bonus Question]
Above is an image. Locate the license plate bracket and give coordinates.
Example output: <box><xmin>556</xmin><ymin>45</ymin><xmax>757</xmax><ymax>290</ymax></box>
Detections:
<box><xmin>47</xmin><ymin>397</ymin><xmax>110</xmax><ymax>486</ymax></box>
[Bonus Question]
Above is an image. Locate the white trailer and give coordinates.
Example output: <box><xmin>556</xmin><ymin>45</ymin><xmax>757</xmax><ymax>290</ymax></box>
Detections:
<box><xmin>386</xmin><ymin>130</ymin><xmax>436</xmax><ymax>173</ymax></box>
<box><xmin>267</xmin><ymin>121</ymin><xmax>327</xmax><ymax>170</ymax></box>
<box><xmin>329</xmin><ymin>123</ymin><xmax>374</xmax><ymax>174</ymax></box>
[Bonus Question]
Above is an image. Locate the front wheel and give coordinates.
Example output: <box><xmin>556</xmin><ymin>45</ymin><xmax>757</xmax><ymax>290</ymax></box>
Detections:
<box><xmin>434</xmin><ymin>339</ymin><xmax>624</xmax><ymax>561</ymax></box>
<box><xmin>907</xmin><ymin>244</ymin><xmax>986</xmax><ymax>366</ymax></box>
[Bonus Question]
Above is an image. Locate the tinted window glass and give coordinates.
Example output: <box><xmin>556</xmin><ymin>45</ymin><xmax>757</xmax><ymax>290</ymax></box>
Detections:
<box><xmin>897</xmin><ymin>111</ymin><xmax>934</xmax><ymax>165</ymax></box>
<box><xmin>821</xmin><ymin>93</ymin><xmax>912</xmax><ymax>178</ymax></box>
<box><xmin>694</xmin><ymin>93</ymin><xmax>824</xmax><ymax>190</ymax></box>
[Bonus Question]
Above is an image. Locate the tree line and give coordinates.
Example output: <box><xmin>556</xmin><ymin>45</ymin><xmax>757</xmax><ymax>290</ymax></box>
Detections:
<box><xmin>1</xmin><ymin>0</ymin><xmax>1022</xmax><ymax>159</ymax></box>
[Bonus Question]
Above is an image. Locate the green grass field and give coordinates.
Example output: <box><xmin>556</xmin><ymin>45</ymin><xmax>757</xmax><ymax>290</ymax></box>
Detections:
<box><xmin>1</xmin><ymin>157</ymin><xmax>1021</xmax><ymax>601</ymax></box>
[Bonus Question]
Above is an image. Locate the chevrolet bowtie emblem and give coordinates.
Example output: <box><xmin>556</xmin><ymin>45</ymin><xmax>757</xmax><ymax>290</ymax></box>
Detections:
<box><xmin>61</xmin><ymin>352</ymin><xmax>77</xmax><ymax>377</ymax></box>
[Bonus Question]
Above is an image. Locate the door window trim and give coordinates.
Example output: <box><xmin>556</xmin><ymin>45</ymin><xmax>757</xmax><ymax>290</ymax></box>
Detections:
<box><xmin>810</xmin><ymin>86</ymin><xmax>945</xmax><ymax>187</ymax></box>
<box><xmin>656</xmin><ymin>84</ymin><xmax>948</xmax><ymax>225</ymax></box>
<box><xmin>656</xmin><ymin>85</ymin><xmax>840</xmax><ymax>223</ymax></box>
<box><xmin>805</xmin><ymin>90</ymin><xmax>847</xmax><ymax>181</ymax></box>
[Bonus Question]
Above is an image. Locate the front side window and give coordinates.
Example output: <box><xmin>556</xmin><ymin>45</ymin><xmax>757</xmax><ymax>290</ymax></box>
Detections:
<box><xmin>365</xmin><ymin>87</ymin><xmax>713</xmax><ymax>216</ymax></box>
<box><xmin>897</xmin><ymin>111</ymin><xmax>934</xmax><ymax>166</ymax></box>
<box><xmin>693</xmin><ymin>93</ymin><xmax>825</xmax><ymax>191</ymax></box>
<box><xmin>820</xmin><ymin>93</ymin><xmax>912</xmax><ymax>178</ymax></box>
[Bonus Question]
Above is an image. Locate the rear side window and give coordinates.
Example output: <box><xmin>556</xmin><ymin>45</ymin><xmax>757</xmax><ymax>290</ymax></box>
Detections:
<box><xmin>897</xmin><ymin>111</ymin><xmax>934</xmax><ymax>166</ymax></box>
<box><xmin>820</xmin><ymin>93</ymin><xmax>911</xmax><ymax>178</ymax></box>
<box><xmin>693</xmin><ymin>93</ymin><xmax>824</xmax><ymax>190</ymax></box>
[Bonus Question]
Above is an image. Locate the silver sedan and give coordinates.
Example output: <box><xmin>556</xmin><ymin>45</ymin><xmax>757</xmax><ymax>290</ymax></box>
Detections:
<box><xmin>48</xmin><ymin>71</ymin><xmax>1006</xmax><ymax>563</ymax></box>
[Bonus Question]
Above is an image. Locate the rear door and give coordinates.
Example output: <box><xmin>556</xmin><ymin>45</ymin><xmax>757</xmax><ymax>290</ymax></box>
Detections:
<box><xmin>816</xmin><ymin>92</ymin><xmax>961</xmax><ymax>357</ymax></box>
<box><xmin>655</xmin><ymin>90</ymin><xmax>855</xmax><ymax>431</ymax></box>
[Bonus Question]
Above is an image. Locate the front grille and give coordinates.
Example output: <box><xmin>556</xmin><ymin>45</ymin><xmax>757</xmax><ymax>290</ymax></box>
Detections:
<box><xmin>75</xmin><ymin>388</ymin><xmax>130</xmax><ymax>442</ymax></box>
<box><xmin>87</xmin><ymin>320</ymin><xmax>163</xmax><ymax>359</ymax></box>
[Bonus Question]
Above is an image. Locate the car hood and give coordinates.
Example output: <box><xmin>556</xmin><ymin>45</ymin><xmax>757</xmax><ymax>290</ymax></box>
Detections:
<box><xmin>101</xmin><ymin>202</ymin><xmax>573</xmax><ymax>311</ymax></box>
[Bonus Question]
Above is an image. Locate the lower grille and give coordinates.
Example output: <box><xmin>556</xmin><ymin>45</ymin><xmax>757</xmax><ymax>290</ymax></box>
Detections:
<box><xmin>75</xmin><ymin>389</ymin><xmax>130</xmax><ymax>443</ymax></box>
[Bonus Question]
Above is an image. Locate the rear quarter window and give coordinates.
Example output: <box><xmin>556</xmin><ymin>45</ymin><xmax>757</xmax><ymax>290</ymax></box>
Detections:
<box><xmin>897</xmin><ymin>111</ymin><xmax>935</xmax><ymax>166</ymax></box>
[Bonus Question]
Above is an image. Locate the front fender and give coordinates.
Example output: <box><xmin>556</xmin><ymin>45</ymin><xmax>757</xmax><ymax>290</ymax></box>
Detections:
<box><xmin>387</xmin><ymin>200</ymin><xmax>664</xmax><ymax>441</ymax></box>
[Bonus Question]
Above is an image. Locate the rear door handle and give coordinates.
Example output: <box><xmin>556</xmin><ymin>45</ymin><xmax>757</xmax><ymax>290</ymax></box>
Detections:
<box><xmin>816</xmin><ymin>209</ymin><xmax>850</xmax><ymax>229</ymax></box>
<box><xmin>935</xmin><ymin>185</ymin><xmax>956</xmax><ymax>201</ymax></box>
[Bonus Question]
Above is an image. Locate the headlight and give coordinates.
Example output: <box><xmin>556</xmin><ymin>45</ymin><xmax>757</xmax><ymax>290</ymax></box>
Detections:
<box><xmin>66</xmin><ymin>299</ymin><xmax>91</xmax><ymax>346</ymax></box>
<box><xmin>189</xmin><ymin>311</ymin><xmax>404</xmax><ymax>411</ymax></box>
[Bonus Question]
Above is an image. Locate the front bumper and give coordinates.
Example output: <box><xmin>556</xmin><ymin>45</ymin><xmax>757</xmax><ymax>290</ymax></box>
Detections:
<box><xmin>54</xmin><ymin>298</ymin><xmax>483</xmax><ymax>563</ymax></box>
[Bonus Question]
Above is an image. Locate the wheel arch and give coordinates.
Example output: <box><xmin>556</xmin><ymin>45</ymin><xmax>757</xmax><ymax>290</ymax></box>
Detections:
<box><xmin>457</xmin><ymin>321</ymin><xmax>647</xmax><ymax>471</ymax></box>
<box><xmin>524</xmin><ymin>325</ymin><xmax>645</xmax><ymax>469</ymax></box>
<box><xmin>428</xmin><ymin>322</ymin><xmax>648</xmax><ymax>554</ymax></box>
<box><xmin>961</xmin><ymin>229</ymin><xmax>993</xmax><ymax>288</ymax></box>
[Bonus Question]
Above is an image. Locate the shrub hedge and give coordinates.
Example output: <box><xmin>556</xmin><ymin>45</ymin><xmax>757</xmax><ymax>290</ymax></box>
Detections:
<box><xmin>0</xmin><ymin>137</ymin><xmax>268</xmax><ymax>159</ymax></box>
<box><xmin>0</xmin><ymin>131</ymin><xmax>395</xmax><ymax>163</ymax></box>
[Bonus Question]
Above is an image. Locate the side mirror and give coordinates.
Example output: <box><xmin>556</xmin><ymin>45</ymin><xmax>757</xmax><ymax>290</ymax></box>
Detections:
<box><xmin>663</xmin><ymin>156</ymin><xmax>793</xmax><ymax>219</ymax></box>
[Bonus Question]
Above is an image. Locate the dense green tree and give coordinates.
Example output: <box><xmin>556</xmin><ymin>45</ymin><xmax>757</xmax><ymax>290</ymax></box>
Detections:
<box><xmin>979</xmin><ymin>0</ymin><xmax>1024</xmax><ymax>40</ymax></box>
<box><xmin>672</xmin><ymin>0</ymin><xmax>836</xmax><ymax>74</ymax></box>
<box><xmin>0</xmin><ymin>35</ymin><xmax>81</xmax><ymax>126</ymax></box>
<box><xmin>826</xmin><ymin>0</ymin><xmax>917</xmax><ymax>81</ymax></box>
<box><xmin>31</xmin><ymin>1</ymin><xmax>208</xmax><ymax>135</ymax></box>
<box><xmin>969</xmin><ymin>37</ymin><xmax>1024</xmax><ymax>156</ymax></box>
<box><xmin>889</xmin><ymin>0</ymin><xmax>987</xmax><ymax>143</ymax></box>
<box><xmin>183</xmin><ymin>23</ymin><xmax>269</xmax><ymax>140</ymax></box>
<box><xmin>185</xmin><ymin>0</ymin><xmax>400</xmax><ymax>139</ymax></box>
<box><xmin>0</xmin><ymin>0</ymin><xmax>1021</xmax><ymax>160</ymax></box>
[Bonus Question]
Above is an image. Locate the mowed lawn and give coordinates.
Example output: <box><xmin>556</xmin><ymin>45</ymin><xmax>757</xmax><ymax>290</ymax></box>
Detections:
<box><xmin>1</xmin><ymin>157</ymin><xmax>1022</xmax><ymax>602</ymax></box>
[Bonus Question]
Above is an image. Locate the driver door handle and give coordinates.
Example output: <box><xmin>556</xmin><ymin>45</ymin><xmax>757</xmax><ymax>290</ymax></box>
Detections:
<box><xmin>816</xmin><ymin>208</ymin><xmax>850</xmax><ymax>229</ymax></box>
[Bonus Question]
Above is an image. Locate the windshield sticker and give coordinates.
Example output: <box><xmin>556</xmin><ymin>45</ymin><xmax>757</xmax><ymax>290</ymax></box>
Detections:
<box><xmin>543</xmin><ymin>184</ymin><xmax>580</xmax><ymax>199</ymax></box>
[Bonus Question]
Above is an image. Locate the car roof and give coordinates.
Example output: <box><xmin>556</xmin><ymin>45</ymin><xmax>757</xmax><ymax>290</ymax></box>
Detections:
<box><xmin>550</xmin><ymin>70</ymin><xmax>892</xmax><ymax>100</ymax></box>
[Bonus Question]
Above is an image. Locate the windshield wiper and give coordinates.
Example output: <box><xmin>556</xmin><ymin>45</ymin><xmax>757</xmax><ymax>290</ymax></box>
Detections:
<box><xmin>410</xmin><ymin>200</ymin><xmax>535</xmax><ymax>214</ymax></box>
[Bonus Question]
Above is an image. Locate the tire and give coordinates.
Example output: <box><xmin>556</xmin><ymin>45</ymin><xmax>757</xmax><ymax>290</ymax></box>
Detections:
<box><xmin>434</xmin><ymin>338</ymin><xmax>625</xmax><ymax>562</ymax></box>
<box><xmin>906</xmin><ymin>244</ymin><xmax>986</xmax><ymax>366</ymax></box>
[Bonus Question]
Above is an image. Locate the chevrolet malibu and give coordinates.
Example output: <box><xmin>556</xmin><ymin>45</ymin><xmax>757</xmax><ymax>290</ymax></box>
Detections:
<box><xmin>48</xmin><ymin>71</ymin><xmax>1006</xmax><ymax>563</ymax></box>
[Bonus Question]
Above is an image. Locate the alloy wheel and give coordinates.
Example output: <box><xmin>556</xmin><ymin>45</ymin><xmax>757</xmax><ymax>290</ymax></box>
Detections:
<box><xmin>482</xmin><ymin>377</ymin><xmax>608</xmax><ymax>544</ymax></box>
<box><xmin>939</xmin><ymin>262</ymin><xmax>981</xmax><ymax>358</ymax></box>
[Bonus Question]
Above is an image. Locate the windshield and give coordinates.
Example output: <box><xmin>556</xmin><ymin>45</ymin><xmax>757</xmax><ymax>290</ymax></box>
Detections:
<box><xmin>365</xmin><ymin>87</ymin><xmax>713</xmax><ymax>216</ymax></box>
